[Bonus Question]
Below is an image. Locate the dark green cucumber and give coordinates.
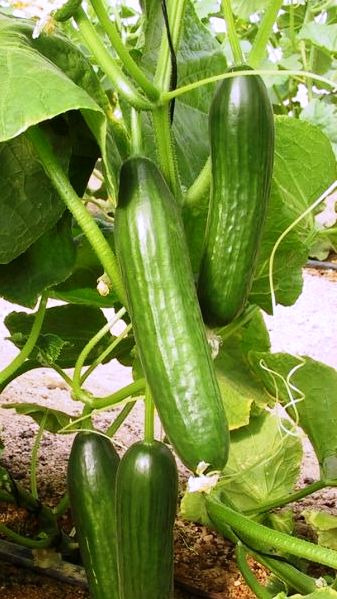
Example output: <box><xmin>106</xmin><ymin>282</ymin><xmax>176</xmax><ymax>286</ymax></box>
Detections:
<box><xmin>116</xmin><ymin>440</ymin><xmax>178</xmax><ymax>599</ymax></box>
<box><xmin>115</xmin><ymin>156</ymin><xmax>229</xmax><ymax>472</ymax></box>
<box><xmin>198</xmin><ymin>66</ymin><xmax>275</xmax><ymax>325</ymax></box>
<box><xmin>67</xmin><ymin>432</ymin><xmax>120</xmax><ymax>599</ymax></box>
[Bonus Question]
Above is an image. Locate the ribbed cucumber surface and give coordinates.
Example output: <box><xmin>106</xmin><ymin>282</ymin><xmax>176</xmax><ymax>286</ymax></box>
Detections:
<box><xmin>115</xmin><ymin>156</ymin><xmax>229</xmax><ymax>472</ymax></box>
<box><xmin>198</xmin><ymin>68</ymin><xmax>275</xmax><ymax>325</ymax></box>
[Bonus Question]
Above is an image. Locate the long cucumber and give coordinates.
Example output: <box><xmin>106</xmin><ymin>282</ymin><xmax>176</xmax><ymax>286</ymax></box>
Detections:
<box><xmin>116</xmin><ymin>440</ymin><xmax>178</xmax><ymax>599</ymax></box>
<box><xmin>67</xmin><ymin>432</ymin><xmax>120</xmax><ymax>598</ymax></box>
<box><xmin>198</xmin><ymin>67</ymin><xmax>275</xmax><ymax>325</ymax></box>
<box><xmin>115</xmin><ymin>156</ymin><xmax>229</xmax><ymax>472</ymax></box>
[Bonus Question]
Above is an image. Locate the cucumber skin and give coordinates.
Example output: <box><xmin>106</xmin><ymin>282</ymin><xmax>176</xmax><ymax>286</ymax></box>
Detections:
<box><xmin>67</xmin><ymin>432</ymin><xmax>120</xmax><ymax>599</ymax></box>
<box><xmin>115</xmin><ymin>157</ymin><xmax>229</xmax><ymax>472</ymax></box>
<box><xmin>116</xmin><ymin>441</ymin><xmax>178</xmax><ymax>599</ymax></box>
<box><xmin>198</xmin><ymin>68</ymin><xmax>275</xmax><ymax>326</ymax></box>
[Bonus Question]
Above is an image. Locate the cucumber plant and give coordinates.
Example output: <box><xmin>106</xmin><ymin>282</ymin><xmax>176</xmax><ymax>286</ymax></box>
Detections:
<box><xmin>0</xmin><ymin>1</ymin><xmax>336</xmax><ymax>598</ymax></box>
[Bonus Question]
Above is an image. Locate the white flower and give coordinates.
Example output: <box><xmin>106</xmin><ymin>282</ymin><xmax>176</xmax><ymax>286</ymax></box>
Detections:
<box><xmin>9</xmin><ymin>0</ymin><xmax>69</xmax><ymax>37</ymax></box>
<box><xmin>187</xmin><ymin>472</ymin><xmax>220</xmax><ymax>494</ymax></box>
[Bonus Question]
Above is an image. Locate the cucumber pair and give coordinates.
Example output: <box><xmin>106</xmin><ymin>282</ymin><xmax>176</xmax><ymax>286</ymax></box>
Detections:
<box><xmin>67</xmin><ymin>432</ymin><xmax>177</xmax><ymax>599</ymax></box>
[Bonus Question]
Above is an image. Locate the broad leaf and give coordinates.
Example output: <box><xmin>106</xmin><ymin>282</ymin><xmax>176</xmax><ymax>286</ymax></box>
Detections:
<box><xmin>303</xmin><ymin>511</ymin><xmax>337</xmax><ymax>551</ymax></box>
<box><xmin>249</xmin><ymin>352</ymin><xmax>337</xmax><ymax>479</ymax></box>
<box><xmin>298</xmin><ymin>23</ymin><xmax>337</xmax><ymax>53</ymax></box>
<box><xmin>300</xmin><ymin>99</ymin><xmax>337</xmax><ymax>157</ymax></box>
<box><xmin>0</xmin><ymin>14</ymin><xmax>119</xmax><ymax>192</ymax></box>
<box><xmin>216</xmin><ymin>412</ymin><xmax>302</xmax><ymax>513</ymax></box>
<box><xmin>1</xmin><ymin>403</ymin><xmax>75</xmax><ymax>433</ymax></box>
<box><xmin>0</xmin><ymin>14</ymin><xmax>104</xmax><ymax>143</ymax></box>
<box><xmin>0</xmin><ymin>214</ymin><xmax>76</xmax><ymax>307</ymax></box>
<box><xmin>231</xmin><ymin>0</ymin><xmax>270</xmax><ymax>19</ymax></box>
<box><xmin>214</xmin><ymin>310</ymin><xmax>271</xmax><ymax>430</ymax></box>
<box><xmin>250</xmin><ymin>116</ymin><xmax>336</xmax><ymax>312</ymax></box>
<box><xmin>0</xmin><ymin>131</ymin><xmax>68</xmax><ymax>264</ymax></box>
<box><xmin>50</xmin><ymin>231</ymin><xmax>119</xmax><ymax>308</ymax></box>
<box><xmin>5</xmin><ymin>304</ymin><xmax>113</xmax><ymax>368</ymax></box>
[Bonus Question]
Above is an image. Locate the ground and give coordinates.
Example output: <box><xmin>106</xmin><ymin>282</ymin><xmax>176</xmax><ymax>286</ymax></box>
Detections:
<box><xmin>0</xmin><ymin>269</ymin><xmax>336</xmax><ymax>598</ymax></box>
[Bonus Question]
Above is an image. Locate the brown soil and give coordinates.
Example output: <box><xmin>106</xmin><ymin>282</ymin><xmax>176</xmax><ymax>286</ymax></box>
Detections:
<box><xmin>1</xmin><ymin>270</ymin><xmax>337</xmax><ymax>598</ymax></box>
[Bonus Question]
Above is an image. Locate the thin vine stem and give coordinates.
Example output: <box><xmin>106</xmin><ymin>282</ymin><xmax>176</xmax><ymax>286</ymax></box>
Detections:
<box><xmin>154</xmin><ymin>0</ymin><xmax>187</xmax><ymax>91</ymax></box>
<box><xmin>130</xmin><ymin>108</ymin><xmax>143</xmax><ymax>155</ymax></box>
<box><xmin>0</xmin><ymin>293</ymin><xmax>47</xmax><ymax>388</ymax></box>
<box><xmin>26</xmin><ymin>125</ymin><xmax>127</xmax><ymax>308</ymax></box>
<box><xmin>152</xmin><ymin>107</ymin><xmax>182</xmax><ymax>201</ymax></box>
<box><xmin>184</xmin><ymin>157</ymin><xmax>211</xmax><ymax>207</ymax></box>
<box><xmin>248</xmin><ymin>0</ymin><xmax>284</xmax><ymax>68</ymax></box>
<box><xmin>144</xmin><ymin>384</ymin><xmax>155</xmax><ymax>443</ymax></box>
<box><xmin>80</xmin><ymin>322</ymin><xmax>132</xmax><ymax>384</ymax></box>
<box><xmin>235</xmin><ymin>543</ymin><xmax>273</xmax><ymax>599</ymax></box>
<box><xmin>245</xmin><ymin>479</ymin><xmax>337</xmax><ymax>516</ymax></box>
<box><xmin>0</xmin><ymin>522</ymin><xmax>54</xmax><ymax>549</ymax></box>
<box><xmin>89</xmin><ymin>0</ymin><xmax>160</xmax><ymax>102</ymax></box>
<box><xmin>74</xmin><ymin>7</ymin><xmax>153</xmax><ymax>111</ymax></box>
<box><xmin>106</xmin><ymin>401</ymin><xmax>136</xmax><ymax>437</ymax></box>
<box><xmin>161</xmin><ymin>69</ymin><xmax>337</xmax><ymax>103</ymax></box>
<box><xmin>72</xmin><ymin>307</ymin><xmax>126</xmax><ymax>393</ymax></box>
<box><xmin>221</xmin><ymin>0</ymin><xmax>244</xmax><ymax>65</ymax></box>
<box><xmin>30</xmin><ymin>411</ymin><xmax>49</xmax><ymax>500</ymax></box>
<box><xmin>269</xmin><ymin>180</ymin><xmax>337</xmax><ymax>313</ymax></box>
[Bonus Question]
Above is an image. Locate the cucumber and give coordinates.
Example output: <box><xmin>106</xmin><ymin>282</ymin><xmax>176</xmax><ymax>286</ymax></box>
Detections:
<box><xmin>198</xmin><ymin>66</ymin><xmax>275</xmax><ymax>325</ymax></box>
<box><xmin>116</xmin><ymin>440</ymin><xmax>178</xmax><ymax>599</ymax></box>
<box><xmin>115</xmin><ymin>156</ymin><xmax>229</xmax><ymax>472</ymax></box>
<box><xmin>67</xmin><ymin>432</ymin><xmax>120</xmax><ymax>599</ymax></box>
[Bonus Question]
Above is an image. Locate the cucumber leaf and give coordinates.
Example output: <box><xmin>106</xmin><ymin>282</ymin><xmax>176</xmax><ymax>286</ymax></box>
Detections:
<box><xmin>250</xmin><ymin>116</ymin><xmax>336</xmax><ymax>313</ymax></box>
<box><xmin>50</xmin><ymin>230</ymin><xmax>119</xmax><ymax>308</ymax></box>
<box><xmin>214</xmin><ymin>309</ymin><xmax>272</xmax><ymax>430</ymax></box>
<box><xmin>303</xmin><ymin>511</ymin><xmax>337</xmax><ymax>551</ymax></box>
<box><xmin>0</xmin><ymin>14</ymin><xmax>104</xmax><ymax>143</ymax></box>
<box><xmin>1</xmin><ymin>403</ymin><xmax>75</xmax><ymax>433</ymax></box>
<box><xmin>249</xmin><ymin>352</ymin><xmax>337</xmax><ymax>480</ymax></box>
<box><xmin>0</xmin><ymin>214</ymin><xmax>76</xmax><ymax>308</ymax></box>
<box><xmin>216</xmin><ymin>412</ymin><xmax>303</xmax><ymax>513</ymax></box>
<box><xmin>298</xmin><ymin>23</ymin><xmax>337</xmax><ymax>53</ymax></box>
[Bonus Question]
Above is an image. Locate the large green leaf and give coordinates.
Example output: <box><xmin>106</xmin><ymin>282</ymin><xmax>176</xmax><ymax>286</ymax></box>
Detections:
<box><xmin>231</xmin><ymin>0</ymin><xmax>270</xmax><ymax>19</ymax></box>
<box><xmin>303</xmin><ymin>511</ymin><xmax>337</xmax><ymax>551</ymax></box>
<box><xmin>0</xmin><ymin>14</ymin><xmax>119</xmax><ymax>193</ymax></box>
<box><xmin>4</xmin><ymin>304</ymin><xmax>113</xmax><ymax>369</ymax></box>
<box><xmin>50</xmin><ymin>231</ymin><xmax>119</xmax><ymax>308</ymax></box>
<box><xmin>214</xmin><ymin>310</ymin><xmax>271</xmax><ymax>430</ymax></box>
<box><xmin>250</xmin><ymin>116</ymin><xmax>336</xmax><ymax>312</ymax></box>
<box><xmin>298</xmin><ymin>23</ymin><xmax>337</xmax><ymax>53</ymax></box>
<box><xmin>0</xmin><ymin>214</ymin><xmax>76</xmax><ymax>307</ymax></box>
<box><xmin>1</xmin><ymin>403</ymin><xmax>74</xmax><ymax>433</ymax></box>
<box><xmin>249</xmin><ymin>352</ymin><xmax>337</xmax><ymax>480</ymax></box>
<box><xmin>0</xmin><ymin>14</ymin><xmax>104</xmax><ymax>143</ymax></box>
<box><xmin>300</xmin><ymin>99</ymin><xmax>337</xmax><ymax>157</ymax></box>
<box><xmin>216</xmin><ymin>412</ymin><xmax>303</xmax><ymax>513</ymax></box>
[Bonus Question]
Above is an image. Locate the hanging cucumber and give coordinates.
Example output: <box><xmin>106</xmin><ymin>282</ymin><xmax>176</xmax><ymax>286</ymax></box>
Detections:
<box><xmin>116</xmin><ymin>440</ymin><xmax>178</xmax><ymax>599</ymax></box>
<box><xmin>114</xmin><ymin>156</ymin><xmax>229</xmax><ymax>472</ymax></box>
<box><xmin>198</xmin><ymin>66</ymin><xmax>275</xmax><ymax>325</ymax></box>
<box><xmin>67</xmin><ymin>432</ymin><xmax>120</xmax><ymax>599</ymax></box>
